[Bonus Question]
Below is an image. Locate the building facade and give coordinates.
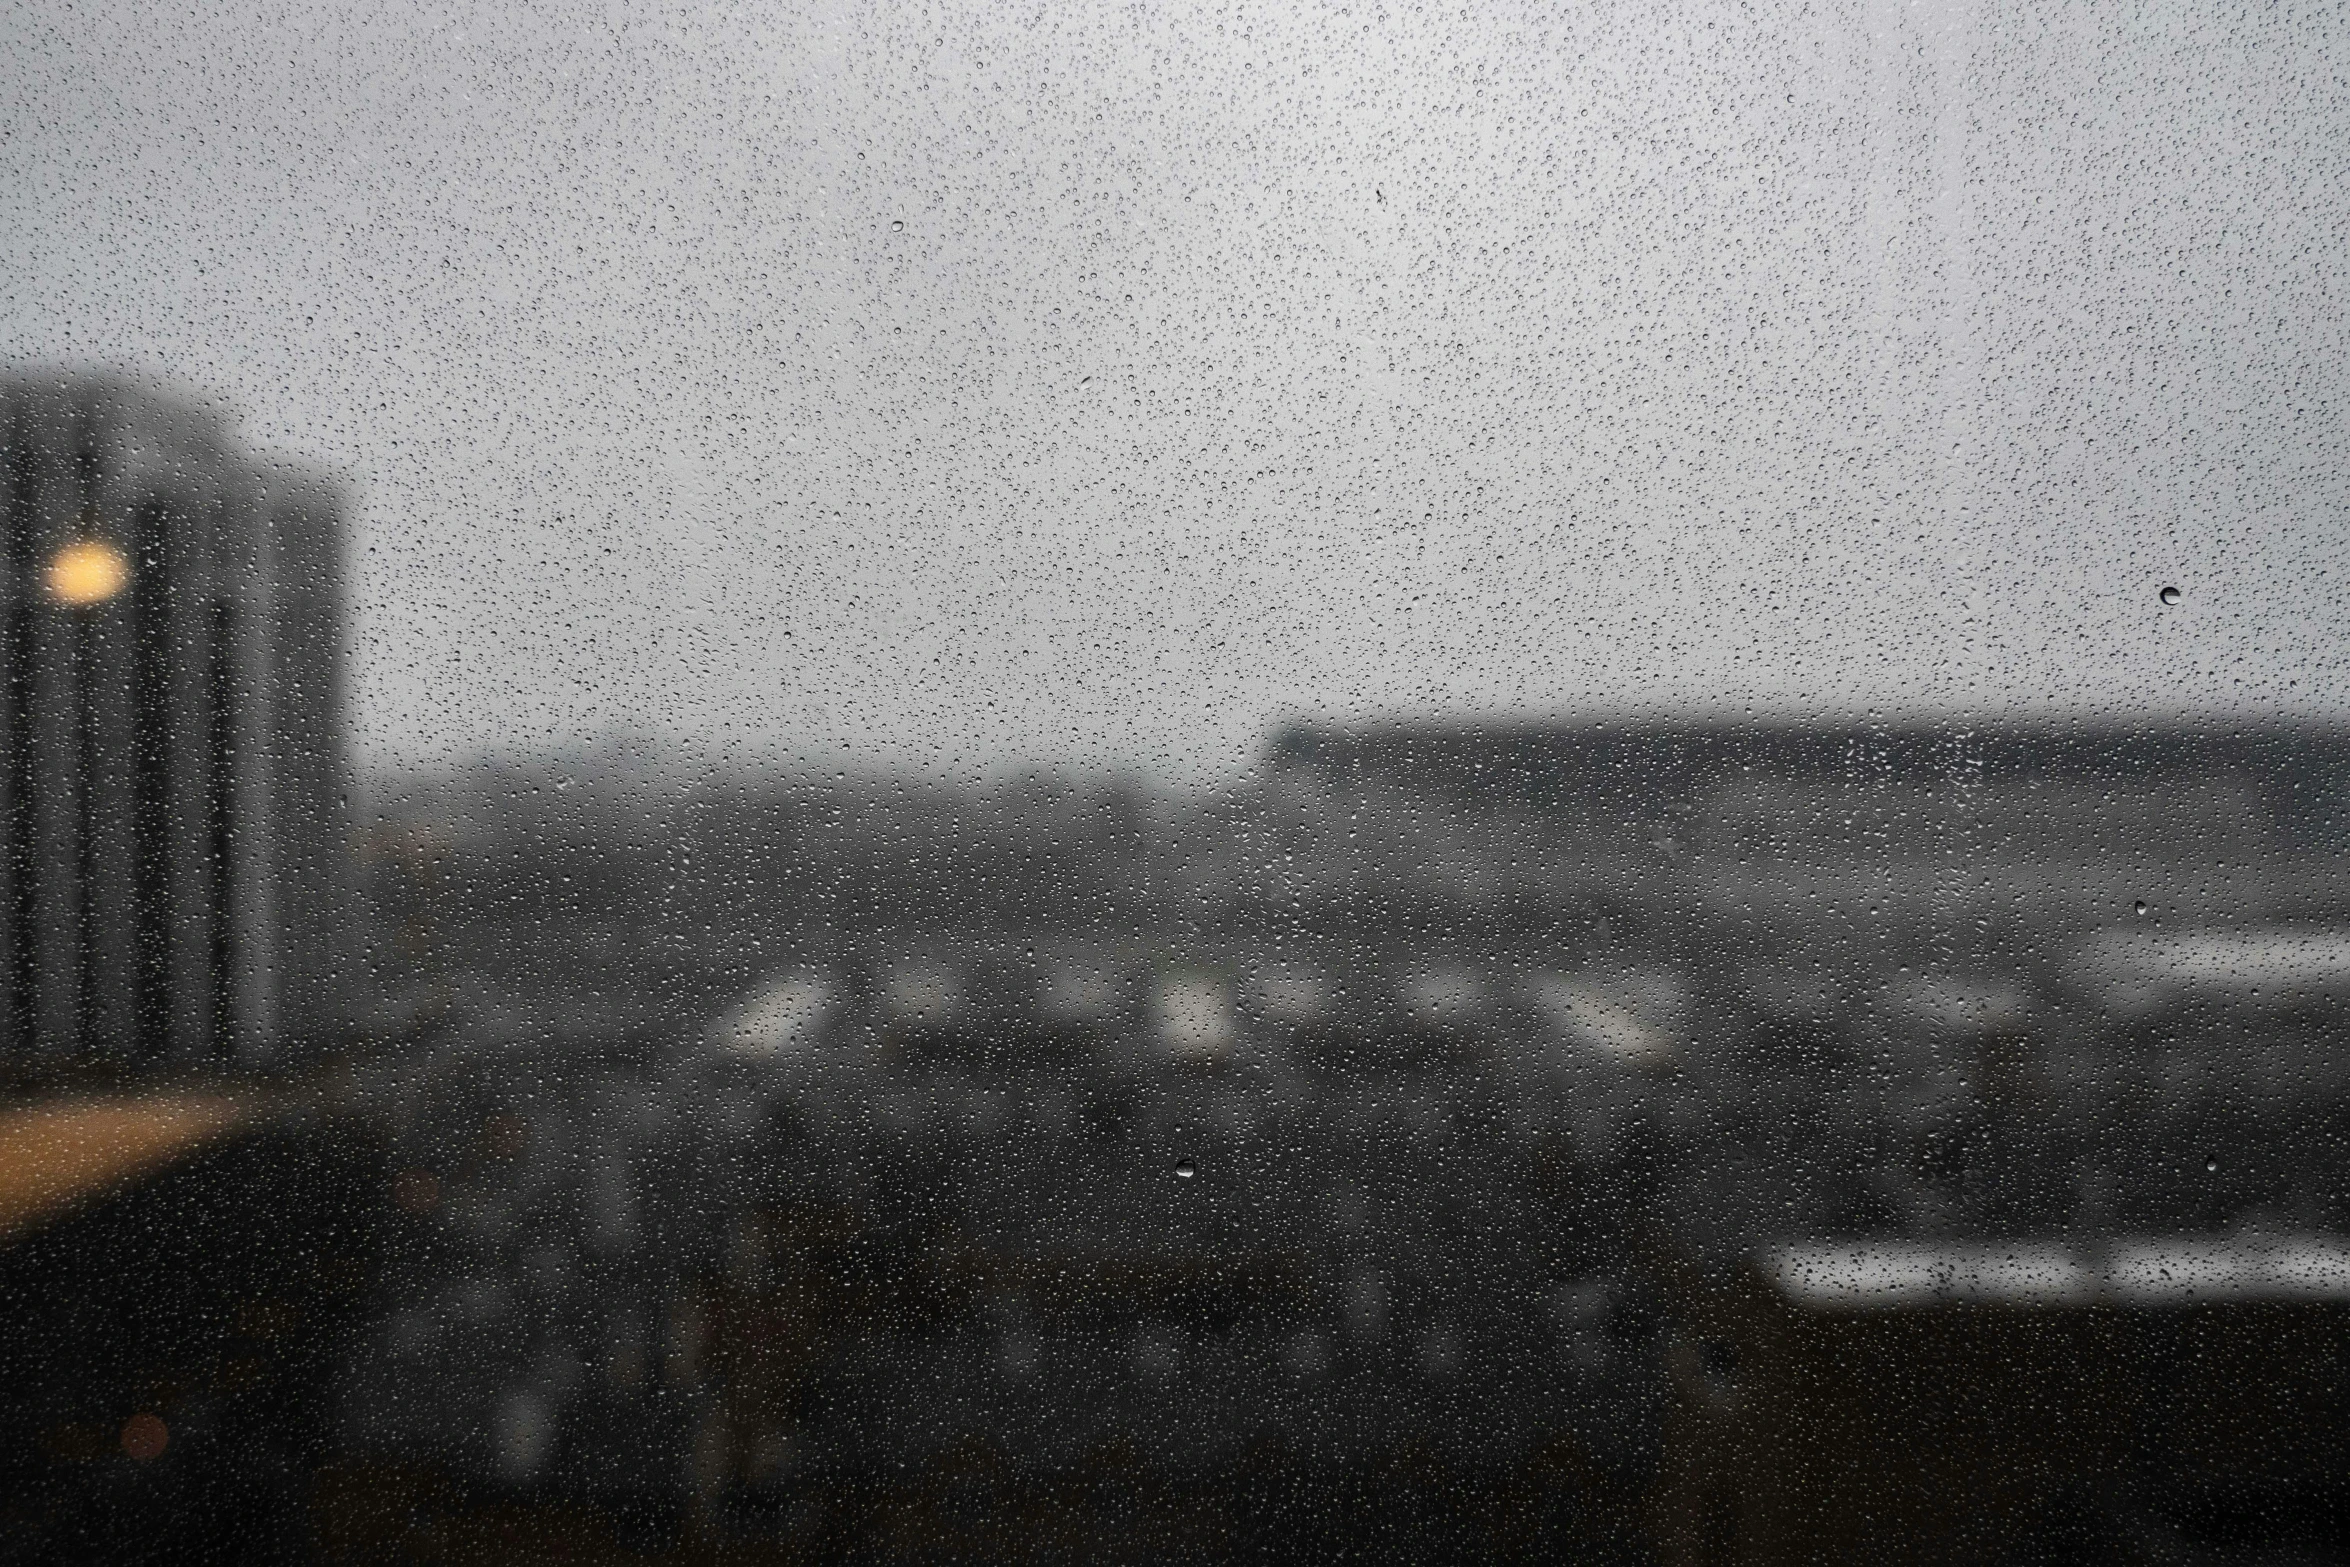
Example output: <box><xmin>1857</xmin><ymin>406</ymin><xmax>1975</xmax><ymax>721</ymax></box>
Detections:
<box><xmin>1</xmin><ymin>373</ymin><xmax>349</xmax><ymax>1069</ymax></box>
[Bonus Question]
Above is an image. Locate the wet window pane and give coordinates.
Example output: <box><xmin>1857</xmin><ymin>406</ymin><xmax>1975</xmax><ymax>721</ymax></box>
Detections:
<box><xmin>4</xmin><ymin>2</ymin><xmax>2347</xmax><ymax>1561</ymax></box>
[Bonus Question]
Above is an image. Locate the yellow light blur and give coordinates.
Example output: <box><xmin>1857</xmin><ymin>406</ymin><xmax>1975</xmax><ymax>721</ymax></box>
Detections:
<box><xmin>45</xmin><ymin>539</ymin><xmax>130</xmax><ymax>607</ymax></box>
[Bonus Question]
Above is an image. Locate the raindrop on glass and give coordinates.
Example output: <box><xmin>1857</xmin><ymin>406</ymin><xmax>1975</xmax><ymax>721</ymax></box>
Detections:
<box><xmin>2135</xmin><ymin>900</ymin><xmax>2148</xmax><ymax>916</ymax></box>
<box><xmin>2159</xmin><ymin>586</ymin><xmax>2182</xmax><ymax>606</ymax></box>
<box><xmin>1174</xmin><ymin>1160</ymin><xmax>1195</xmax><ymax>1179</ymax></box>
<box><xmin>891</xmin><ymin>220</ymin><xmax>904</xmax><ymax>232</ymax></box>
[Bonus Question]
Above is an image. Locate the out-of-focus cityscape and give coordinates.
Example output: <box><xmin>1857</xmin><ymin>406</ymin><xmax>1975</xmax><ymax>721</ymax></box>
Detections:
<box><xmin>8</xmin><ymin>373</ymin><xmax>2350</xmax><ymax>1564</ymax></box>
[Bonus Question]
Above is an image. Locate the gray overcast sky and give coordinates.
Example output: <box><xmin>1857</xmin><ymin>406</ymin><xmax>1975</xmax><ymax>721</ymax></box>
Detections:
<box><xmin>4</xmin><ymin>0</ymin><xmax>2345</xmax><ymax>779</ymax></box>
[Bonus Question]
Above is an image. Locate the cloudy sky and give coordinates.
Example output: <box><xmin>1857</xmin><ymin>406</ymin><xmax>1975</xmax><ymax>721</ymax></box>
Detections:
<box><xmin>4</xmin><ymin>0</ymin><xmax>2345</xmax><ymax>778</ymax></box>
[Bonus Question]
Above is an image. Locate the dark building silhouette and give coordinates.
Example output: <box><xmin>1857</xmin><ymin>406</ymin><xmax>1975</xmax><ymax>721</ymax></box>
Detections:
<box><xmin>1264</xmin><ymin>715</ymin><xmax>2350</xmax><ymax>1562</ymax></box>
<box><xmin>1</xmin><ymin>372</ymin><xmax>350</xmax><ymax>1070</ymax></box>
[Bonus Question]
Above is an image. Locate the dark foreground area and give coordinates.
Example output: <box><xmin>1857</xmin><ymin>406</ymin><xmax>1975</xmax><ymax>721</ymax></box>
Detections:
<box><xmin>7</xmin><ymin>1100</ymin><xmax>2350</xmax><ymax>1567</ymax></box>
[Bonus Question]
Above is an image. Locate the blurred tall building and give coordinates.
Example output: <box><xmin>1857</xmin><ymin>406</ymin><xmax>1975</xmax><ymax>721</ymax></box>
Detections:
<box><xmin>1</xmin><ymin>373</ymin><xmax>350</xmax><ymax>1068</ymax></box>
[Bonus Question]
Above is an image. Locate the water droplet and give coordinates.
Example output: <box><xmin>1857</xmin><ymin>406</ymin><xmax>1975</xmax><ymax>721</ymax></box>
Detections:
<box><xmin>2134</xmin><ymin>900</ymin><xmax>2148</xmax><ymax>916</ymax></box>
<box><xmin>2159</xmin><ymin>586</ymin><xmax>2182</xmax><ymax>606</ymax></box>
<box><xmin>1174</xmin><ymin>1159</ymin><xmax>1195</xmax><ymax>1179</ymax></box>
<box><xmin>890</xmin><ymin>219</ymin><xmax>904</xmax><ymax>232</ymax></box>
<box><xmin>2206</xmin><ymin>1158</ymin><xmax>2219</xmax><ymax>1173</ymax></box>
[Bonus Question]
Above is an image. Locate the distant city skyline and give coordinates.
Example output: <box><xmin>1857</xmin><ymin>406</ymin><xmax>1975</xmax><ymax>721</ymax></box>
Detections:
<box><xmin>8</xmin><ymin>0</ymin><xmax>2345</xmax><ymax>780</ymax></box>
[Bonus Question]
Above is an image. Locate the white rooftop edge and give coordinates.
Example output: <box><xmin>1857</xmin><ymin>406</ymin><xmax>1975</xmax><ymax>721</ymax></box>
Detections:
<box><xmin>2077</xmin><ymin>928</ymin><xmax>2350</xmax><ymax>1017</ymax></box>
<box><xmin>1764</xmin><ymin>1237</ymin><xmax>2350</xmax><ymax>1310</ymax></box>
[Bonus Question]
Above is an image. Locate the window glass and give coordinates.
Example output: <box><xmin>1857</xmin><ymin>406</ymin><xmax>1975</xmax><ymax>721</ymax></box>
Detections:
<box><xmin>4</xmin><ymin>1</ymin><xmax>2346</xmax><ymax>1561</ymax></box>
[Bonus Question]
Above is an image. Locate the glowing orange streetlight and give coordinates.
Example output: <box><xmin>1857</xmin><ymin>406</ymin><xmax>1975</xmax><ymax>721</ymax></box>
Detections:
<box><xmin>45</xmin><ymin>539</ymin><xmax>129</xmax><ymax>607</ymax></box>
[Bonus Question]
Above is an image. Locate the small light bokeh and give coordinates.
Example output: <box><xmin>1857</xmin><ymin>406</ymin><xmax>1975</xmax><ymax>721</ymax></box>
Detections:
<box><xmin>120</xmin><ymin>1412</ymin><xmax>168</xmax><ymax>1462</ymax></box>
